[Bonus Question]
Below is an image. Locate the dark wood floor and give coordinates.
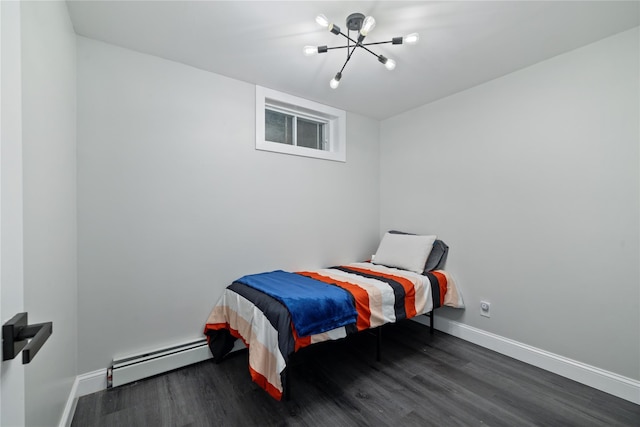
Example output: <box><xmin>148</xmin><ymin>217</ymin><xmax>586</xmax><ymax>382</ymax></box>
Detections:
<box><xmin>72</xmin><ymin>321</ymin><xmax>640</xmax><ymax>426</ymax></box>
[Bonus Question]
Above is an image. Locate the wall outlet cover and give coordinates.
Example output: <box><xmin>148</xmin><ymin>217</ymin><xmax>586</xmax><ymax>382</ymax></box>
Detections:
<box><xmin>480</xmin><ymin>301</ymin><xmax>491</xmax><ymax>317</ymax></box>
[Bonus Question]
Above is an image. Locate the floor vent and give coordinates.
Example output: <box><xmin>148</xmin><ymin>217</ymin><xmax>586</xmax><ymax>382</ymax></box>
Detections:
<box><xmin>108</xmin><ymin>339</ymin><xmax>211</xmax><ymax>388</ymax></box>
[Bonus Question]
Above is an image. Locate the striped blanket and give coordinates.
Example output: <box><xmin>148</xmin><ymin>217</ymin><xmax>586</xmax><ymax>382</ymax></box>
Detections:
<box><xmin>204</xmin><ymin>262</ymin><xmax>462</xmax><ymax>400</ymax></box>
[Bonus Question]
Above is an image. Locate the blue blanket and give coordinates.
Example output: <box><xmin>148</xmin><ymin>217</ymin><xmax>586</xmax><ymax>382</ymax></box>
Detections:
<box><xmin>236</xmin><ymin>270</ymin><xmax>357</xmax><ymax>337</ymax></box>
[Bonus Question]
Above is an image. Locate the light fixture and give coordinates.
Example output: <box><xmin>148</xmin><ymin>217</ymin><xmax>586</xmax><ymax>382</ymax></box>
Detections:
<box><xmin>403</xmin><ymin>33</ymin><xmax>419</xmax><ymax>45</ymax></box>
<box><xmin>360</xmin><ymin>16</ymin><xmax>376</xmax><ymax>37</ymax></box>
<box><xmin>329</xmin><ymin>72</ymin><xmax>342</xmax><ymax>89</ymax></box>
<box><xmin>305</xmin><ymin>12</ymin><xmax>419</xmax><ymax>89</ymax></box>
<box><xmin>303</xmin><ymin>45</ymin><xmax>318</xmax><ymax>56</ymax></box>
<box><xmin>315</xmin><ymin>14</ymin><xmax>330</xmax><ymax>28</ymax></box>
<box><xmin>379</xmin><ymin>56</ymin><xmax>396</xmax><ymax>71</ymax></box>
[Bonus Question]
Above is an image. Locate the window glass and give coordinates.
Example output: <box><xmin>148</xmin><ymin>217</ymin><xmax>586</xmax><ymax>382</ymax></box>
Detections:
<box><xmin>297</xmin><ymin>118</ymin><xmax>325</xmax><ymax>150</ymax></box>
<box><xmin>265</xmin><ymin>109</ymin><xmax>293</xmax><ymax>145</ymax></box>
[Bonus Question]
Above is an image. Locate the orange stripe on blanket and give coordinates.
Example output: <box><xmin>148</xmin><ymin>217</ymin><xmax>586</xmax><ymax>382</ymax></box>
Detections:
<box><xmin>340</xmin><ymin>266</ymin><xmax>417</xmax><ymax>319</ymax></box>
<box><xmin>298</xmin><ymin>271</ymin><xmax>371</xmax><ymax>332</ymax></box>
<box><xmin>431</xmin><ymin>271</ymin><xmax>448</xmax><ymax>307</ymax></box>
<box><xmin>292</xmin><ymin>325</ymin><xmax>312</xmax><ymax>351</ymax></box>
<box><xmin>248</xmin><ymin>365</ymin><xmax>283</xmax><ymax>401</ymax></box>
<box><xmin>205</xmin><ymin>322</ymin><xmax>283</xmax><ymax>400</ymax></box>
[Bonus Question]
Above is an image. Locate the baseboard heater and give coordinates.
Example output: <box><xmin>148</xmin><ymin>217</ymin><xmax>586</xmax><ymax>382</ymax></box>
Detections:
<box><xmin>108</xmin><ymin>339</ymin><xmax>212</xmax><ymax>388</ymax></box>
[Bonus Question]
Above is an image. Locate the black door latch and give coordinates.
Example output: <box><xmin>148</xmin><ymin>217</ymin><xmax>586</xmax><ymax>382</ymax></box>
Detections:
<box><xmin>2</xmin><ymin>312</ymin><xmax>53</xmax><ymax>364</ymax></box>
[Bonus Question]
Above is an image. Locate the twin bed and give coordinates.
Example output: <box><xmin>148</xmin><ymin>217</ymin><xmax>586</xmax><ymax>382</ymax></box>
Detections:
<box><xmin>204</xmin><ymin>231</ymin><xmax>464</xmax><ymax>400</ymax></box>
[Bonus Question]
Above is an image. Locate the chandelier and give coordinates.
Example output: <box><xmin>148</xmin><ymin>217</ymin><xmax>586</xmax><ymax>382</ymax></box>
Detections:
<box><xmin>303</xmin><ymin>13</ymin><xmax>419</xmax><ymax>89</ymax></box>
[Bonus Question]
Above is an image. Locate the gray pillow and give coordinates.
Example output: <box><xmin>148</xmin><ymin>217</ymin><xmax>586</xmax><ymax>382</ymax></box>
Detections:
<box><xmin>388</xmin><ymin>230</ymin><xmax>449</xmax><ymax>273</ymax></box>
<box><xmin>424</xmin><ymin>239</ymin><xmax>449</xmax><ymax>271</ymax></box>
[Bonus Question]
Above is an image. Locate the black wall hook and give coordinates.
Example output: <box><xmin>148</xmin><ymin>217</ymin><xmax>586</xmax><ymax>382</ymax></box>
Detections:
<box><xmin>2</xmin><ymin>312</ymin><xmax>52</xmax><ymax>364</ymax></box>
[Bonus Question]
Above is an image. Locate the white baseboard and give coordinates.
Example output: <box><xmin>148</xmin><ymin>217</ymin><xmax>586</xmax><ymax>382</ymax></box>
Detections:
<box><xmin>413</xmin><ymin>316</ymin><xmax>640</xmax><ymax>405</ymax></box>
<box><xmin>76</xmin><ymin>368</ymin><xmax>108</xmax><ymax>397</ymax></box>
<box><xmin>58</xmin><ymin>376</ymin><xmax>79</xmax><ymax>427</ymax></box>
<box><xmin>58</xmin><ymin>369</ymin><xmax>108</xmax><ymax>427</ymax></box>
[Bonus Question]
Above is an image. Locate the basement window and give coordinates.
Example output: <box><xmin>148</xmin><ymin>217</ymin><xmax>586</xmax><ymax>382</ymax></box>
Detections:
<box><xmin>256</xmin><ymin>86</ymin><xmax>346</xmax><ymax>162</ymax></box>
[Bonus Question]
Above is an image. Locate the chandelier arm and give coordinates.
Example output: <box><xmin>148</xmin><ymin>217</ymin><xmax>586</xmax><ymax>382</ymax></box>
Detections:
<box><xmin>338</xmin><ymin>43</ymin><xmax>359</xmax><ymax>75</ymax></box>
<box><xmin>335</xmin><ymin>30</ymin><xmax>382</xmax><ymax>59</ymax></box>
<box><xmin>360</xmin><ymin>40</ymin><xmax>394</xmax><ymax>47</ymax></box>
<box><xmin>338</xmin><ymin>31</ymin><xmax>359</xmax><ymax>45</ymax></box>
<box><xmin>355</xmin><ymin>43</ymin><xmax>381</xmax><ymax>59</ymax></box>
<box><xmin>326</xmin><ymin>40</ymin><xmax>395</xmax><ymax>50</ymax></box>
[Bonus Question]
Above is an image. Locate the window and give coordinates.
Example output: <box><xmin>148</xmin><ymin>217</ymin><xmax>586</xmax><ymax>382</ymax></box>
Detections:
<box><xmin>256</xmin><ymin>86</ymin><xmax>346</xmax><ymax>162</ymax></box>
<box><xmin>264</xmin><ymin>109</ymin><xmax>326</xmax><ymax>150</ymax></box>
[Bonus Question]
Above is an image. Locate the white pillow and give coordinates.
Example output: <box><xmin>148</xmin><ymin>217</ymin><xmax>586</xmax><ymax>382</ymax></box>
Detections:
<box><xmin>372</xmin><ymin>232</ymin><xmax>437</xmax><ymax>274</ymax></box>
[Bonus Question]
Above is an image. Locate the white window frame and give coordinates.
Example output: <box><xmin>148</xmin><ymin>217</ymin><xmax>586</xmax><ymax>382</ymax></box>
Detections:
<box><xmin>256</xmin><ymin>86</ymin><xmax>346</xmax><ymax>162</ymax></box>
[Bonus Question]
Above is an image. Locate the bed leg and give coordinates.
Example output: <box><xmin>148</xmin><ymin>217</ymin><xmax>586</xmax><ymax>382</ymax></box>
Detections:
<box><xmin>376</xmin><ymin>327</ymin><xmax>382</xmax><ymax>362</ymax></box>
<box><xmin>284</xmin><ymin>367</ymin><xmax>290</xmax><ymax>401</ymax></box>
<box><xmin>430</xmin><ymin>311</ymin><xmax>434</xmax><ymax>335</ymax></box>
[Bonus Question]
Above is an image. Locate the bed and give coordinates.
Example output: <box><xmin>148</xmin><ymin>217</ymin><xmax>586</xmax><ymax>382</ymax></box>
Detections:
<box><xmin>203</xmin><ymin>232</ymin><xmax>464</xmax><ymax>400</ymax></box>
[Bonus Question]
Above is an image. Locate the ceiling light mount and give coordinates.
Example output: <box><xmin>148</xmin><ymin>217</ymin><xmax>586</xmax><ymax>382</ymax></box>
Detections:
<box><xmin>304</xmin><ymin>12</ymin><xmax>419</xmax><ymax>89</ymax></box>
<box><xmin>346</xmin><ymin>13</ymin><xmax>365</xmax><ymax>31</ymax></box>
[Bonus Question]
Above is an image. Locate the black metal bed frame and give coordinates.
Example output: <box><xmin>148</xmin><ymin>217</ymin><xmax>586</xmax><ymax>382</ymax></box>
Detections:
<box><xmin>283</xmin><ymin>310</ymin><xmax>434</xmax><ymax>401</ymax></box>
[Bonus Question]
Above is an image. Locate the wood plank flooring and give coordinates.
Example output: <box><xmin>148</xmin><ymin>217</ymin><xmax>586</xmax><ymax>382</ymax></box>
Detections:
<box><xmin>72</xmin><ymin>321</ymin><xmax>640</xmax><ymax>426</ymax></box>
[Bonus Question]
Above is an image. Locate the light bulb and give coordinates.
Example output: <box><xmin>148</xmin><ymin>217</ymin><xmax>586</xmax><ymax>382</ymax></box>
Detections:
<box><xmin>404</xmin><ymin>33</ymin><xmax>419</xmax><ymax>45</ymax></box>
<box><xmin>316</xmin><ymin>14</ymin><xmax>330</xmax><ymax>28</ymax></box>
<box><xmin>360</xmin><ymin>16</ymin><xmax>376</xmax><ymax>36</ymax></box>
<box><xmin>378</xmin><ymin>55</ymin><xmax>395</xmax><ymax>70</ymax></box>
<box><xmin>385</xmin><ymin>58</ymin><xmax>396</xmax><ymax>71</ymax></box>
<box><xmin>303</xmin><ymin>46</ymin><xmax>318</xmax><ymax>56</ymax></box>
<box><xmin>329</xmin><ymin>72</ymin><xmax>342</xmax><ymax>89</ymax></box>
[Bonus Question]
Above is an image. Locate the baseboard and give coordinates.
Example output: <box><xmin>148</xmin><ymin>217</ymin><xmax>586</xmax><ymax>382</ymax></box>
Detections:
<box><xmin>76</xmin><ymin>368</ymin><xmax>109</xmax><ymax>397</ymax></box>
<box><xmin>58</xmin><ymin>369</ymin><xmax>108</xmax><ymax>427</ymax></box>
<box><xmin>58</xmin><ymin>376</ymin><xmax>79</xmax><ymax>427</ymax></box>
<box><xmin>413</xmin><ymin>316</ymin><xmax>640</xmax><ymax>405</ymax></box>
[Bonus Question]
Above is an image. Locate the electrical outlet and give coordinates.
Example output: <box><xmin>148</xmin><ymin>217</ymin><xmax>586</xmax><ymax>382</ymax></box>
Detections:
<box><xmin>480</xmin><ymin>301</ymin><xmax>491</xmax><ymax>318</ymax></box>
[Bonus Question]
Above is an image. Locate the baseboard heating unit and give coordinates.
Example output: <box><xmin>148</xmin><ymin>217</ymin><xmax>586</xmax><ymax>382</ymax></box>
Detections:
<box><xmin>108</xmin><ymin>339</ymin><xmax>212</xmax><ymax>388</ymax></box>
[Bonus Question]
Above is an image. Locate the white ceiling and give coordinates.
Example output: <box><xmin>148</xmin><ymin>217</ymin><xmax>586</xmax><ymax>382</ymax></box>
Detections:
<box><xmin>66</xmin><ymin>1</ymin><xmax>639</xmax><ymax>120</ymax></box>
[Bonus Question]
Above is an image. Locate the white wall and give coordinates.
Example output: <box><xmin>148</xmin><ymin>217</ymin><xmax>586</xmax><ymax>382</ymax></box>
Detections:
<box><xmin>76</xmin><ymin>37</ymin><xmax>380</xmax><ymax>373</ymax></box>
<box><xmin>20</xmin><ymin>1</ymin><xmax>78</xmax><ymax>425</ymax></box>
<box><xmin>380</xmin><ymin>28</ymin><xmax>639</xmax><ymax>380</ymax></box>
<box><xmin>1</xmin><ymin>1</ymin><xmax>26</xmax><ymax>425</ymax></box>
